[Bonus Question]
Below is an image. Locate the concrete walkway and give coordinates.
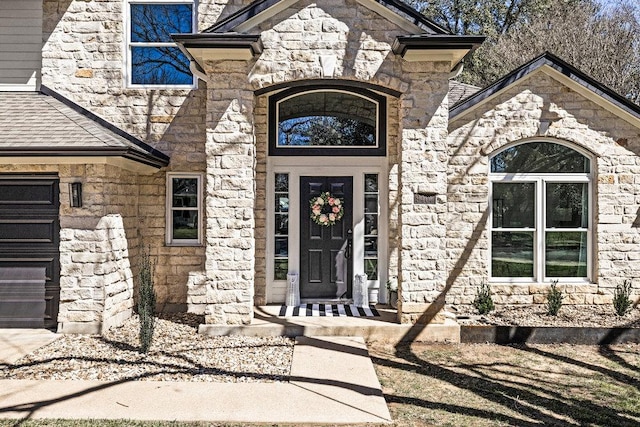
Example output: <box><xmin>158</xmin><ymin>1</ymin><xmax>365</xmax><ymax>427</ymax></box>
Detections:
<box><xmin>0</xmin><ymin>335</ymin><xmax>391</xmax><ymax>424</ymax></box>
<box><xmin>0</xmin><ymin>329</ymin><xmax>60</xmax><ymax>365</ymax></box>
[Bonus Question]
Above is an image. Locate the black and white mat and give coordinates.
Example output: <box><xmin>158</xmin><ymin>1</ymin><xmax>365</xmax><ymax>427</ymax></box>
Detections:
<box><xmin>279</xmin><ymin>304</ymin><xmax>380</xmax><ymax>317</ymax></box>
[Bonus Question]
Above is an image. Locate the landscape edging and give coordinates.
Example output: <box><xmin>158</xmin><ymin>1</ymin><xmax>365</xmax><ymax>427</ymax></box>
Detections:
<box><xmin>460</xmin><ymin>325</ymin><xmax>640</xmax><ymax>344</ymax></box>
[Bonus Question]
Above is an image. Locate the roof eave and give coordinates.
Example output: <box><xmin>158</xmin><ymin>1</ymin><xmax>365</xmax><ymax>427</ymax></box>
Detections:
<box><xmin>449</xmin><ymin>52</ymin><xmax>640</xmax><ymax>128</ymax></box>
<box><xmin>0</xmin><ymin>148</ymin><xmax>168</xmax><ymax>173</ymax></box>
<box><xmin>392</xmin><ymin>35</ymin><xmax>485</xmax><ymax>70</ymax></box>
<box><xmin>173</xmin><ymin>33</ymin><xmax>263</xmax><ymax>65</ymax></box>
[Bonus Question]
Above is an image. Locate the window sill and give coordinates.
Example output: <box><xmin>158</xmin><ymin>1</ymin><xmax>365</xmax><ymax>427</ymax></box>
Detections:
<box><xmin>165</xmin><ymin>242</ymin><xmax>203</xmax><ymax>247</ymax></box>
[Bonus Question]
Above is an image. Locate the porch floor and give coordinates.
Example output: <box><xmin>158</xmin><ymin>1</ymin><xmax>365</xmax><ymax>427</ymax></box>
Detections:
<box><xmin>198</xmin><ymin>305</ymin><xmax>460</xmax><ymax>344</ymax></box>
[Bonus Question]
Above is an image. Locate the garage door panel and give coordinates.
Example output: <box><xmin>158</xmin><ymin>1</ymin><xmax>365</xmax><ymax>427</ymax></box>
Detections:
<box><xmin>0</xmin><ymin>176</ymin><xmax>59</xmax><ymax>329</ymax></box>
<box><xmin>0</xmin><ymin>267</ymin><xmax>47</xmax><ymax>329</ymax></box>
<box><xmin>0</xmin><ymin>257</ymin><xmax>57</xmax><ymax>282</ymax></box>
<box><xmin>0</xmin><ymin>219</ymin><xmax>56</xmax><ymax>243</ymax></box>
<box><xmin>0</xmin><ymin>179</ymin><xmax>57</xmax><ymax>206</ymax></box>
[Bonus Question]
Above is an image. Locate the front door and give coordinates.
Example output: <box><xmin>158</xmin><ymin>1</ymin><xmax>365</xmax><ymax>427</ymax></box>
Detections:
<box><xmin>300</xmin><ymin>176</ymin><xmax>353</xmax><ymax>299</ymax></box>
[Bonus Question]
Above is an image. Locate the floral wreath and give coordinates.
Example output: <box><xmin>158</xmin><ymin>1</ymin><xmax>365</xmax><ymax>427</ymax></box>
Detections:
<box><xmin>310</xmin><ymin>192</ymin><xmax>344</xmax><ymax>226</ymax></box>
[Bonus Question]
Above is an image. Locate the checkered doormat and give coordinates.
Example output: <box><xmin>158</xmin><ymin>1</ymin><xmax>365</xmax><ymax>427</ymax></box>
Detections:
<box><xmin>278</xmin><ymin>304</ymin><xmax>380</xmax><ymax>317</ymax></box>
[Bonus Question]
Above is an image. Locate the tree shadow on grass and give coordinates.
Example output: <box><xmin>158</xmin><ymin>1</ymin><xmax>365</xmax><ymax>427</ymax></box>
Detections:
<box><xmin>597</xmin><ymin>320</ymin><xmax>640</xmax><ymax>377</ymax></box>
<box><xmin>598</xmin><ymin>344</ymin><xmax>640</xmax><ymax>377</ymax></box>
<box><xmin>516</xmin><ymin>344</ymin><xmax>640</xmax><ymax>391</ymax></box>
<box><xmin>376</xmin><ymin>343</ymin><xmax>640</xmax><ymax>426</ymax></box>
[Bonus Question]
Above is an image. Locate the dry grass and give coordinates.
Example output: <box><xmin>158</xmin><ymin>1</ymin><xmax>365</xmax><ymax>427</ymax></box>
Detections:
<box><xmin>2</xmin><ymin>342</ymin><xmax>639</xmax><ymax>427</ymax></box>
<box><xmin>371</xmin><ymin>342</ymin><xmax>640</xmax><ymax>427</ymax></box>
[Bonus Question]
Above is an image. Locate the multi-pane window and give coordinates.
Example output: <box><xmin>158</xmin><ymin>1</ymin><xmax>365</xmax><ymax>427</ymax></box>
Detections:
<box><xmin>274</xmin><ymin>173</ymin><xmax>289</xmax><ymax>280</ymax></box>
<box><xmin>364</xmin><ymin>174</ymin><xmax>379</xmax><ymax>280</ymax></box>
<box><xmin>490</xmin><ymin>142</ymin><xmax>591</xmax><ymax>281</ymax></box>
<box><xmin>127</xmin><ymin>1</ymin><xmax>194</xmax><ymax>86</ymax></box>
<box><xmin>167</xmin><ymin>173</ymin><xmax>201</xmax><ymax>245</ymax></box>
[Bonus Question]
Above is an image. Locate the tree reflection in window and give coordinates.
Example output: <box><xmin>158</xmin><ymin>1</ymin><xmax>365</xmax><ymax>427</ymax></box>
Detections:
<box><xmin>129</xmin><ymin>2</ymin><xmax>193</xmax><ymax>85</ymax></box>
<box><xmin>490</xmin><ymin>142</ymin><xmax>591</xmax><ymax>280</ymax></box>
<box><xmin>491</xmin><ymin>142</ymin><xmax>590</xmax><ymax>173</ymax></box>
<box><xmin>169</xmin><ymin>176</ymin><xmax>199</xmax><ymax>243</ymax></box>
<box><xmin>277</xmin><ymin>91</ymin><xmax>377</xmax><ymax>147</ymax></box>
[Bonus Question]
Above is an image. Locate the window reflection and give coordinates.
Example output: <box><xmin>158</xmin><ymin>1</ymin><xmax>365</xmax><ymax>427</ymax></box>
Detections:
<box><xmin>364</xmin><ymin>174</ymin><xmax>379</xmax><ymax>281</ymax></box>
<box><xmin>490</xmin><ymin>141</ymin><xmax>591</xmax><ymax>280</ymax></box>
<box><xmin>546</xmin><ymin>183</ymin><xmax>588</xmax><ymax>228</ymax></box>
<box><xmin>491</xmin><ymin>231</ymin><xmax>534</xmax><ymax>277</ymax></box>
<box><xmin>129</xmin><ymin>2</ymin><xmax>193</xmax><ymax>85</ymax></box>
<box><xmin>274</xmin><ymin>173</ymin><xmax>289</xmax><ymax>280</ymax></box>
<box><xmin>169</xmin><ymin>175</ymin><xmax>199</xmax><ymax>243</ymax></box>
<box><xmin>278</xmin><ymin>92</ymin><xmax>377</xmax><ymax>147</ymax></box>
<box><xmin>545</xmin><ymin>232</ymin><xmax>588</xmax><ymax>277</ymax></box>
<box><xmin>491</xmin><ymin>142</ymin><xmax>590</xmax><ymax>173</ymax></box>
<box><xmin>492</xmin><ymin>183</ymin><xmax>535</xmax><ymax>228</ymax></box>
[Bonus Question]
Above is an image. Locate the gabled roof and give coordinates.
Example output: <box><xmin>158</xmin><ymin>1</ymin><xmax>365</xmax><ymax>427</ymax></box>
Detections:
<box><xmin>450</xmin><ymin>52</ymin><xmax>640</xmax><ymax>128</ymax></box>
<box><xmin>0</xmin><ymin>86</ymin><xmax>170</xmax><ymax>171</ymax></box>
<box><xmin>205</xmin><ymin>0</ymin><xmax>451</xmax><ymax>35</ymax></box>
<box><xmin>173</xmin><ymin>0</ymin><xmax>484</xmax><ymax>71</ymax></box>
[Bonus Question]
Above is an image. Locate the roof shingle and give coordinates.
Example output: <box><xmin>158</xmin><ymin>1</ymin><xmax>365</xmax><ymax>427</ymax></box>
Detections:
<box><xmin>0</xmin><ymin>87</ymin><xmax>169</xmax><ymax>168</ymax></box>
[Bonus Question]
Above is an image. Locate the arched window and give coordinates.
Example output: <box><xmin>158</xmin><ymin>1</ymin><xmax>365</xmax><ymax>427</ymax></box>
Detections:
<box><xmin>269</xmin><ymin>86</ymin><xmax>386</xmax><ymax>156</ymax></box>
<box><xmin>489</xmin><ymin>142</ymin><xmax>592</xmax><ymax>281</ymax></box>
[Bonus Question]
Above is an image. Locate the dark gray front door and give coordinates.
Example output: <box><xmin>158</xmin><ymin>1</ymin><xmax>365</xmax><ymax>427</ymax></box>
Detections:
<box><xmin>300</xmin><ymin>176</ymin><xmax>353</xmax><ymax>299</ymax></box>
<box><xmin>0</xmin><ymin>176</ymin><xmax>60</xmax><ymax>329</ymax></box>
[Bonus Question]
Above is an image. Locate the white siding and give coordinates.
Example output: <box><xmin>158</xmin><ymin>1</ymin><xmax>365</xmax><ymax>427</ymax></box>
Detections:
<box><xmin>0</xmin><ymin>0</ymin><xmax>42</xmax><ymax>91</ymax></box>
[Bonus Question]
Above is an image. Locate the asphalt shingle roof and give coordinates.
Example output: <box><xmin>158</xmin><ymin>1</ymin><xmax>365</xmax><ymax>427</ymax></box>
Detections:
<box><xmin>0</xmin><ymin>87</ymin><xmax>169</xmax><ymax>168</ymax></box>
<box><xmin>448</xmin><ymin>80</ymin><xmax>480</xmax><ymax>107</ymax></box>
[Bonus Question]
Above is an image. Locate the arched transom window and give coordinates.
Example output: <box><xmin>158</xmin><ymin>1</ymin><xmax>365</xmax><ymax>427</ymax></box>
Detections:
<box><xmin>269</xmin><ymin>87</ymin><xmax>386</xmax><ymax>156</ymax></box>
<box><xmin>489</xmin><ymin>142</ymin><xmax>592</xmax><ymax>281</ymax></box>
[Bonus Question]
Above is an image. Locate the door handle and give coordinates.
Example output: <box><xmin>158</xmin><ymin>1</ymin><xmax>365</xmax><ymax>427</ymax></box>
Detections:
<box><xmin>345</xmin><ymin>229</ymin><xmax>352</xmax><ymax>259</ymax></box>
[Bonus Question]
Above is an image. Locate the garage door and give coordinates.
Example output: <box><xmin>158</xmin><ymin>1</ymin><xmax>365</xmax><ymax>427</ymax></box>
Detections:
<box><xmin>0</xmin><ymin>175</ymin><xmax>60</xmax><ymax>329</ymax></box>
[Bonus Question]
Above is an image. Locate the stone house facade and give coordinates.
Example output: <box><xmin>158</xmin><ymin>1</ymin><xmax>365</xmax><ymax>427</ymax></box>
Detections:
<box><xmin>0</xmin><ymin>0</ymin><xmax>638</xmax><ymax>333</ymax></box>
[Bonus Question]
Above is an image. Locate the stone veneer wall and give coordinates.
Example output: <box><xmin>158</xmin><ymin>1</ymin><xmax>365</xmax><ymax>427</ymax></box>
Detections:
<box><xmin>397</xmin><ymin>61</ymin><xmax>451</xmax><ymax>323</ymax></box>
<box><xmin>42</xmin><ymin>0</ymin><xmax>212</xmax><ymax>312</ymax></box>
<box><xmin>202</xmin><ymin>60</ymin><xmax>256</xmax><ymax>325</ymax></box>
<box><xmin>0</xmin><ymin>163</ymin><xmax>139</xmax><ymax>333</ymax></box>
<box><xmin>447</xmin><ymin>72</ymin><xmax>640</xmax><ymax>306</ymax></box>
<box><xmin>240</xmin><ymin>0</ymin><xmax>450</xmax><ymax>323</ymax></box>
<box><xmin>59</xmin><ymin>164</ymin><xmax>140</xmax><ymax>333</ymax></box>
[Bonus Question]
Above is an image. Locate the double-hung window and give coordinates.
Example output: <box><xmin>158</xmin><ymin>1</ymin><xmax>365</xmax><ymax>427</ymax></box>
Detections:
<box><xmin>167</xmin><ymin>173</ymin><xmax>202</xmax><ymax>245</ymax></box>
<box><xmin>490</xmin><ymin>142</ymin><xmax>592</xmax><ymax>281</ymax></box>
<box><xmin>127</xmin><ymin>0</ymin><xmax>195</xmax><ymax>87</ymax></box>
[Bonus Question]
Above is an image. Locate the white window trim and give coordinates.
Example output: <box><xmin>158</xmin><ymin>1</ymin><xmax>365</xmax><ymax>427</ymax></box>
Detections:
<box><xmin>166</xmin><ymin>172</ymin><xmax>203</xmax><ymax>246</ymax></box>
<box><xmin>124</xmin><ymin>0</ymin><xmax>197</xmax><ymax>89</ymax></box>
<box><xmin>489</xmin><ymin>165</ymin><xmax>594</xmax><ymax>284</ymax></box>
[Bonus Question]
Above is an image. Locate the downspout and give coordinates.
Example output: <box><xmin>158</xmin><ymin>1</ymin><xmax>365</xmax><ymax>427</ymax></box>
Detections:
<box><xmin>190</xmin><ymin>61</ymin><xmax>208</xmax><ymax>82</ymax></box>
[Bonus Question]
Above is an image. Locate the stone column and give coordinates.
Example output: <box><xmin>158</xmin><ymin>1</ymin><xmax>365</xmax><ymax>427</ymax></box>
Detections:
<box><xmin>397</xmin><ymin>62</ymin><xmax>450</xmax><ymax>324</ymax></box>
<box><xmin>203</xmin><ymin>60</ymin><xmax>256</xmax><ymax>325</ymax></box>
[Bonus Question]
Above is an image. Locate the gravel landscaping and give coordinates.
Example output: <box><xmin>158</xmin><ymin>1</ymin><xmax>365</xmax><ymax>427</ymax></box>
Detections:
<box><xmin>453</xmin><ymin>304</ymin><xmax>640</xmax><ymax>327</ymax></box>
<box><xmin>0</xmin><ymin>313</ymin><xmax>294</xmax><ymax>383</ymax></box>
<box><xmin>2</xmin><ymin>304</ymin><xmax>638</xmax><ymax>385</ymax></box>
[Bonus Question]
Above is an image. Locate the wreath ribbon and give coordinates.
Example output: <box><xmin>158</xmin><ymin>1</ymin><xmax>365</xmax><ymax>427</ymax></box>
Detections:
<box><xmin>310</xmin><ymin>192</ymin><xmax>344</xmax><ymax>226</ymax></box>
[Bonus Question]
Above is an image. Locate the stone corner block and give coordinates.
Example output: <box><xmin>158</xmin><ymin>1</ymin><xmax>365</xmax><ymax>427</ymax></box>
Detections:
<box><xmin>57</xmin><ymin>321</ymin><xmax>102</xmax><ymax>335</ymax></box>
<box><xmin>398</xmin><ymin>302</ymin><xmax>447</xmax><ymax>324</ymax></box>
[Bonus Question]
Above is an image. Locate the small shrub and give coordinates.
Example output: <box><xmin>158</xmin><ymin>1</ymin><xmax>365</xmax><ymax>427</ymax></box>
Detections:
<box><xmin>546</xmin><ymin>280</ymin><xmax>563</xmax><ymax>316</ymax></box>
<box><xmin>613</xmin><ymin>279</ymin><xmax>633</xmax><ymax>317</ymax></box>
<box><xmin>473</xmin><ymin>282</ymin><xmax>494</xmax><ymax>315</ymax></box>
<box><xmin>138</xmin><ymin>245</ymin><xmax>156</xmax><ymax>354</ymax></box>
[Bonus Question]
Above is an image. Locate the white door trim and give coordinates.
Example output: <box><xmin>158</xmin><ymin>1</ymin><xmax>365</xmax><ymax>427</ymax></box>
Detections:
<box><xmin>266</xmin><ymin>156</ymin><xmax>389</xmax><ymax>304</ymax></box>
